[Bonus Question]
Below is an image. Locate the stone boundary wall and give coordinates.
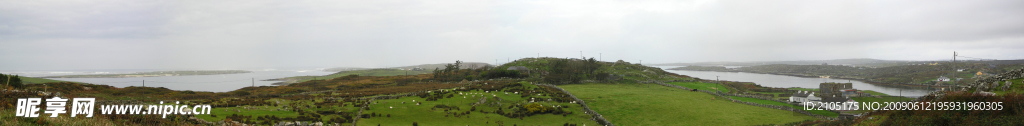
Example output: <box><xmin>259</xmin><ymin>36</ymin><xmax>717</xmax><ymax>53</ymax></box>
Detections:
<box><xmin>535</xmin><ymin>84</ymin><xmax>616</xmax><ymax>126</ymax></box>
<box><xmin>651</xmin><ymin>81</ymin><xmax>838</xmax><ymax>120</ymax></box>
<box><xmin>966</xmin><ymin>68</ymin><xmax>1024</xmax><ymax>90</ymax></box>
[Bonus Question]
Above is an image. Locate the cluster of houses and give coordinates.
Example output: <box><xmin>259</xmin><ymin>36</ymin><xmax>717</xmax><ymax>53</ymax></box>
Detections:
<box><xmin>789</xmin><ymin>82</ymin><xmax>870</xmax><ymax>110</ymax></box>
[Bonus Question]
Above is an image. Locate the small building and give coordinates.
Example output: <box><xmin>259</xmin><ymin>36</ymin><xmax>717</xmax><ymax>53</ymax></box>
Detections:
<box><xmin>820</xmin><ymin>82</ymin><xmax>853</xmax><ymax>98</ymax></box>
<box><xmin>790</xmin><ymin>91</ymin><xmax>820</xmax><ymax>103</ymax></box>
<box><xmin>937</xmin><ymin>76</ymin><xmax>950</xmax><ymax>82</ymax></box>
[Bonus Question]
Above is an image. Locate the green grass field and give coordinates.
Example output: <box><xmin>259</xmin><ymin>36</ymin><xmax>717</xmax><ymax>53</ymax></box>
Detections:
<box><xmin>20</xmin><ymin>76</ymin><xmax>70</xmax><ymax>84</ymax></box>
<box><xmin>727</xmin><ymin>96</ymin><xmax>839</xmax><ymax>117</ymax></box>
<box><xmin>667</xmin><ymin>81</ymin><xmax>731</xmax><ymax>92</ymax></box>
<box><xmin>860</xmin><ymin>90</ymin><xmax>891</xmax><ymax>96</ymax></box>
<box><xmin>560</xmin><ymin>83</ymin><xmax>819</xmax><ymax>125</ymax></box>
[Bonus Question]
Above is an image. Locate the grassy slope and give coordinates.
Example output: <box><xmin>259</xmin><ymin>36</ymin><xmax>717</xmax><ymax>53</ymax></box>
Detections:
<box><xmin>561</xmin><ymin>83</ymin><xmax>818</xmax><ymax>125</ymax></box>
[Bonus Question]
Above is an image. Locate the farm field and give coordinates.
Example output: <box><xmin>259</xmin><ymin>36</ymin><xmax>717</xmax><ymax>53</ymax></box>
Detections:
<box><xmin>726</xmin><ymin>96</ymin><xmax>839</xmax><ymax>117</ymax></box>
<box><xmin>667</xmin><ymin>81</ymin><xmax>730</xmax><ymax>92</ymax></box>
<box><xmin>560</xmin><ymin>83</ymin><xmax>819</xmax><ymax>125</ymax></box>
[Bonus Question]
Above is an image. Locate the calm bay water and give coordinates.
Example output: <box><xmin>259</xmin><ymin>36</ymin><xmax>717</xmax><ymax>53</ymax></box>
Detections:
<box><xmin>7</xmin><ymin>66</ymin><xmax>936</xmax><ymax>95</ymax></box>
<box><xmin>8</xmin><ymin>69</ymin><xmax>334</xmax><ymax>92</ymax></box>
<box><xmin>656</xmin><ymin>66</ymin><xmax>934</xmax><ymax>97</ymax></box>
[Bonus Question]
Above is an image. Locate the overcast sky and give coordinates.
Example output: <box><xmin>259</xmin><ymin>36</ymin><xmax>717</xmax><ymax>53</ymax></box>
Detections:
<box><xmin>2</xmin><ymin>0</ymin><xmax>1023</xmax><ymax>71</ymax></box>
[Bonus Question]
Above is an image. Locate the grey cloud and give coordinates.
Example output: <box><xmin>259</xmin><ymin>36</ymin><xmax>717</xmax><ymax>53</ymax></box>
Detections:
<box><xmin>1</xmin><ymin>0</ymin><xmax>1023</xmax><ymax>71</ymax></box>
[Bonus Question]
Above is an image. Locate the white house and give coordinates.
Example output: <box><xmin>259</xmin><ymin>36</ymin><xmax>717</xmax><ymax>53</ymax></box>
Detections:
<box><xmin>789</xmin><ymin>91</ymin><xmax>821</xmax><ymax>103</ymax></box>
<box><xmin>937</xmin><ymin>76</ymin><xmax>951</xmax><ymax>82</ymax></box>
<box><xmin>790</xmin><ymin>91</ymin><xmax>806</xmax><ymax>102</ymax></box>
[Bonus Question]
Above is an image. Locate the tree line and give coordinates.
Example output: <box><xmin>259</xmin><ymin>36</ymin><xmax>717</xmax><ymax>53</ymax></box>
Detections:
<box><xmin>0</xmin><ymin>73</ymin><xmax>24</xmax><ymax>89</ymax></box>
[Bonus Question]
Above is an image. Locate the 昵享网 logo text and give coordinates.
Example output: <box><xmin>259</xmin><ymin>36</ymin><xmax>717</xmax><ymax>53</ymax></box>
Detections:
<box><xmin>15</xmin><ymin>97</ymin><xmax>212</xmax><ymax>118</ymax></box>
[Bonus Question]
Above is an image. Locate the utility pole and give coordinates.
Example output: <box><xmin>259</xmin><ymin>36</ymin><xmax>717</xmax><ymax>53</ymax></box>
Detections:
<box><xmin>716</xmin><ymin>76</ymin><xmax>721</xmax><ymax>93</ymax></box>
<box><xmin>6</xmin><ymin>74</ymin><xmax>11</xmax><ymax>89</ymax></box>
<box><xmin>952</xmin><ymin>51</ymin><xmax>957</xmax><ymax>86</ymax></box>
<box><xmin>252</xmin><ymin>78</ymin><xmax>255</xmax><ymax>97</ymax></box>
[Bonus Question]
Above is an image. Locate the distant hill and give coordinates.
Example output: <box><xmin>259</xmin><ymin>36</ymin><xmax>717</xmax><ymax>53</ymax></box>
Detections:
<box><xmin>323</xmin><ymin>62</ymin><xmax>491</xmax><ymax>72</ymax></box>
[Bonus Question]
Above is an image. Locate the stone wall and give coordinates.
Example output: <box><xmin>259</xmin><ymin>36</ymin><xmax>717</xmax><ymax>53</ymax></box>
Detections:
<box><xmin>535</xmin><ymin>84</ymin><xmax>616</xmax><ymax>126</ymax></box>
<box><xmin>965</xmin><ymin>68</ymin><xmax>1024</xmax><ymax>91</ymax></box>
